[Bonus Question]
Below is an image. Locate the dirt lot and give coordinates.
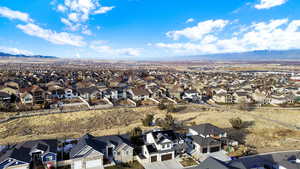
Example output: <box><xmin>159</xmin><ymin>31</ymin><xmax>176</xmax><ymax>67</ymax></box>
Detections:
<box><xmin>0</xmin><ymin>104</ymin><xmax>299</xmax><ymax>153</ymax></box>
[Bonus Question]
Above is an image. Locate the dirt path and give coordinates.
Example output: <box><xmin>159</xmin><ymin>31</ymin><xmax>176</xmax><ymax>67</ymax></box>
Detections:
<box><xmin>208</xmin><ymin>103</ymin><xmax>300</xmax><ymax>131</ymax></box>
<box><xmin>246</xmin><ymin>112</ymin><xmax>300</xmax><ymax>131</ymax></box>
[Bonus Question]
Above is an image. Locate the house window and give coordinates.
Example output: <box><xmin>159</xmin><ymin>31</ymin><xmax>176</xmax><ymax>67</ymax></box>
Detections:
<box><xmin>162</xmin><ymin>145</ymin><xmax>165</xmax><ymax>149</ymax></box>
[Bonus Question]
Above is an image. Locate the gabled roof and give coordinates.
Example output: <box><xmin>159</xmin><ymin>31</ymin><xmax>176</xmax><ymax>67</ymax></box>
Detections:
<box><xmin>69</xmin><ymin>133</ymin><xmax>104</xmax><ymax>158</ymax></box>
<box><xmin>0</xmin><ymin>139</ymin><xmax>57</xmax><ymax>164</ymax></box>
<box><xmin>150</xmin><ymin>130</ymin><xmax>179</xmax><ymax>144</ymax></box>
<box><xmin>195</xmin><ymin>157</ymin><xmax>230</xmax><ymax>169</ymax></box>
<box><xmin>131</xmin><ymin>87</ymin><xmax>150</xmax><ymax>96</ymax></box>
<box><xmin>190</xmin><ymin>136</ymin><xmax>221</xmax><ymax>146</ymax></box>
<box><xmin>77</xmin><ymin>86</ymin><xmax>99</xmax><ymax>95</ymax></box>
<box><xmin>193</xmin><ymin>157</ymin><xmax>247</xmax><ymax>169</ymax></box>
<box><xmin>188</xmin><ymin>123</ymin><xmax>225</xmax><ymax>136</ymax></box>
<box><xmin>70</xmin><ymin>133</ymin><xmax>132</xmax><ymax>158</ymax></box>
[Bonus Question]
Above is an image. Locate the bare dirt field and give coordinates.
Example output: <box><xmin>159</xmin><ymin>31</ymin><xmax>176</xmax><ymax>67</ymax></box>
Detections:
<box><xmin>0</xmin><ymin>105</ymin><xmax>299</xmax><ymax>153</ymax></box>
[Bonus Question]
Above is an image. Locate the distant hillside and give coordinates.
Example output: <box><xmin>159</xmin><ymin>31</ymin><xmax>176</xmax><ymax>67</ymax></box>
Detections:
<box><xmin>186</xmin><ymin>49</ymin><xmax>300</xmax><ymax>61</ymax></box>
<box><xmin>0</xmin><ymin>52</ymin><xmax>57</xmax><ymax>59</ymax></box>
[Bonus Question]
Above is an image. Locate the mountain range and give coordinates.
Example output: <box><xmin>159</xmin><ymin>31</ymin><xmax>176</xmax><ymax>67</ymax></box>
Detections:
<box><xmin>0</xmin><ymin>52</ymin><xmax>57</xmax><ymax>59</ymax></box>
<box><xmin>185</xmin><ymin>49</ymin><xmax>300</xmax><ymax>61</ymax></box>
<box><xmin>1</xmin><ymin>49</ymin><xmax>300</xmax><ymax>61</ymax></box>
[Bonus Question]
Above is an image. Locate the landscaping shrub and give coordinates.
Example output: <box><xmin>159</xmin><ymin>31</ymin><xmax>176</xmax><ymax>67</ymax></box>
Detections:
<box><xmin>229</xmin><ymin>117</ymin><xmax>243</xmax><ymax>129</ymax></box>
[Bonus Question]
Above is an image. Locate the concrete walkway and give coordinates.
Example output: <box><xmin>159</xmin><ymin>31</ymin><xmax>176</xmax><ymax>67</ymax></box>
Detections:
<box><xmin>142</xmin><ymin>160</ymin><xmax>183</xmax><ymax>169</ymax></box>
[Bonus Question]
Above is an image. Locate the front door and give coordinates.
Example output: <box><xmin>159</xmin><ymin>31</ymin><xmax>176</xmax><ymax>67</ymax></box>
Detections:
<box><xmin>108</xmin><ymin>147</ymin><xmax>113</xmax><ymax>156</ymax></box>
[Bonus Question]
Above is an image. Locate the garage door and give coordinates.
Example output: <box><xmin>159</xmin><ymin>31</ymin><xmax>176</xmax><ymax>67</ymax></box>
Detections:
<box><xmin>74</xmin><ymin>161</ymin><xmax>82</xmax><ymax>169</ymax></box>
<box><xmin>161</xmin><ymin>153</ymin><xmax>173</xmax><ymax>161</ymax></box>
<box><xmin>151</xmin><ymin>155</ymin><xmax>157</xmax><ymax>162</ymax></box>
<box><xmin>210</xmin><ymin>146</ymin><xmax>220</xmax><ymax>153</ymax></box>
<box><xmin>86</xmin><ymin>159</ymin><xmax>102</xmax><ymax>168</ymax></box>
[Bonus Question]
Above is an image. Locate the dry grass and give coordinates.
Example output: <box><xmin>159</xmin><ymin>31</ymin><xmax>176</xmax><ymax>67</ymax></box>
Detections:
<box><xmin>0</xmin><ymin>104</ymin><xmax>299</xmax><ymax>153</ymax></box>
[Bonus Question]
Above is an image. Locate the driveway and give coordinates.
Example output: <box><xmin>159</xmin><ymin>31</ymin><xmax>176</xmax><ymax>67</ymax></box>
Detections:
<box><xmin>142</xmin><ymin>160</ymin><xmax>183</xmax><ymax>169</ymax></box>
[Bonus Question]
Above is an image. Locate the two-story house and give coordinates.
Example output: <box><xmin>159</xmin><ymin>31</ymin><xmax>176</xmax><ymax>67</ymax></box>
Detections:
<box><xmin>186</xmin><ymin>123</ymin><xmax>227</xmax><ymax>159</ymax></box>
<box><xmin>181</xmin><ymin>89</ymin><xmax>202</xmax><ymax>102</ymax></box>
<box><xmin>0</xmin><ymin>139</ymin><xmax>57</xmax><ymax>169</ymax></box>
<box><xmin>140</xmin><ymin>130</ymin><xmax>183</xmax><ymax>163</ymax></box>
<box><xmin>69</xmin><ymin>133</ymin><xmax>133</xmax><ymax>169</ymax></box>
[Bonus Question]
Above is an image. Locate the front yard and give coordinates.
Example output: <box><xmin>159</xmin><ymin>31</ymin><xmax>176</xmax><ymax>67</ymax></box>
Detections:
<box><xmin>178</xmin><ymin>156</ymin><xmax>198</xmax><ymax>167</ymax></box>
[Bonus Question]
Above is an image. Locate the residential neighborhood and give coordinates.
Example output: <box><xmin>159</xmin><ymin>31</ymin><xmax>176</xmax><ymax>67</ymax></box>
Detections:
<box><xmin>0</xmin><ymin>64</ymin><xmax>300</xmax><ymax>113</ymax></box>
<box><xmin>0</xmin><ymin>122</ymin><xmax>299</xmax><ymax>169</ymax></box>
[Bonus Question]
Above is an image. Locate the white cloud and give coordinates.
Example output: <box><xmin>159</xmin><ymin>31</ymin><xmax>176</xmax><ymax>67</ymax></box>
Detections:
<box><xmin>255</xmin><ymin>0</ymin><xmax>288</xmax><ymax>9</ymax></box>
<box><xmin>94</xmin><ymin>6</ymin><xmax>114</xmax><ymax>14</ymax></box>
<box><xmin>17</xmin><ymin>23</ymin><xmax>86</xmax><ymax>47</ymax></box>
<box><xmin>185</xmin><ymin>18</ymin><xmax>195</xmax><ymax>23</ymax></box>
<box><xmin>57</xmin><ymin>4</ymin><xmax>67</xmax><ymax>12</ymax></box>
<box><xmin>61</xmin><ymin>18</ymin><xmax>81</xmax><ymax>31</ymax></box>
<box><xmin>54</xmin><ymin>0</ymin><xmax>114</xmax><ymax>34</ymax></box>
<box><xmin>156</xmin><ymin>19</ymin><xmax>300</xmax><ymax>55</ymax></box>
<box><xmin>68</xmin><ymin>12</ymin><xmax>79</xmax><ymax>22</ymax></box>
<box><xmin>166</xmin><ymin>19</ymin><xmax>229</xmax><ymax>41</ymax></box>
<box><xmin>0</xmin><ymin>46</ymin><xmax>33</xmax><ymax>55</ymax></box>
<box><xmin>0</xmin><ymin>6</ymin><xmax>33</xmax><ymax>23</ymax></box>
<box><xmin>90</xmin><ymin>41</ymin><xmax>140</xmax><ymax>57</ymax></box>
<box><xmin>81</xmin><ymin>25</ymin><xmax>92</xmax><ymax>35</ymax></box>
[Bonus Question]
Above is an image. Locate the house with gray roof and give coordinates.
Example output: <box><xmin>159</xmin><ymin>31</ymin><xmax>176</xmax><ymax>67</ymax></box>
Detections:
<box><xmin>69</xmin><ymin>133</ymin><xmax>133</xmax><ymax>169</ymax></box>
<box><xmin>186</xmin><ymin>124</ymin><xmax>230</xmax><ymax>160</ymax></box>
<box><xmin>0</xmin><ymin>139</ymin><xmax>57</xmax><ymax>169</ymax></box>
<box><xmin>192</xmin><ymin>157</ymin><xmax>246</xmax><ymax>169</ymax></box>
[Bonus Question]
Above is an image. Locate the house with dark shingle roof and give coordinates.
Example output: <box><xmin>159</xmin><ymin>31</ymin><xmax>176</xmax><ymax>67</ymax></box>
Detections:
<box><xmin>192</xmin><ymin>157</ymin><xmax>247</xmax><ymax>169</ymax></box>
<box><xmin>186</xmin><ymin>124</ymin><xmax>228</xmax><ymax>159</ymax></box>
<box><xmin>188</xmin><ymin>123</ymin><xmax>227</xmax><ymax>138</ymax></box>
<box><xmin>0</xmin><ymin>139</ymin><xmax>57</xmax><ymax>169</ymax></box>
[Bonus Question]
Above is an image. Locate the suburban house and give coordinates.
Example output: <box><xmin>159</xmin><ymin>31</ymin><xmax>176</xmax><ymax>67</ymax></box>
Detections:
<box><xmin>77</xmin><ymin>87</ymin><xmax>101</xmax><ymax>101</ymax></box>
<box><xmin>233</xmin><ymin>92</ymin><xmax>251</xmax><ymax>103</ymax></box>
<box><xmin>139</xmin><ymin>129</ymin><xmax>183</xmax><ymax>163</ymax></box>
<box><xmin>0</xmin><ymin>92</ymin><xmax>11</xmax><ymax>103</ymax></box>
<box><xmin>19</xmin><ymin>92</ymin><xmax>34</xmax><ymax>105</ymax></box>
<box><xmin>128</xmin><ymin>87</ymin><xmax>150</xmax><ymax>101</ymax></box>
<box><xmin>48</xmin><ymin>85</ymin><xmax>65</xmax><ymax>99</ymax></box>
<box><xmin>212</xmin><ymin>92</ymin><xmax>235</xmax><ymax>104</ymax></box>
<box><xmin>0</xmin><ymin>139</ymin><xmax>57</xmax><ymax>169</ymax></box>
<box><xmin>193</xmin><ymin>157</ymin><xmax>247</xmax><ymax>169</ymax></box>
<box><xmin>237</xmin><ymin>151</ymin><xmax>300</xmax><ymax>169</ymax></box>
<box><xmin>181</xmin><ymin>89</ymin><xmax>202</xmax><ymax>102</ymax></box>
<box><xmin>30</xmin><ymin>85</ymin><xmax>45</xmax><ymax>104</ymax></box>
<box><xmin>64</xmin><ymin>88</ymin><xmax>78</xmax><ymax>99</ymax></box>
<box><xmin>69</xmin><ymin>133</ymin><xmax>133</xmax><ymax>169</ymax></box>
<box><xmin>186</xmin><ymin>124</ymin><xmax>228</xmax><ymax>159</ymax></box>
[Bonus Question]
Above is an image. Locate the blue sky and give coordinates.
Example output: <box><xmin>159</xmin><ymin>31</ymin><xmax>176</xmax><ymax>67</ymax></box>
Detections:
<box><xmin>0</xmin><ymin>0</ymin><xmax>299</xmax><ymax>60</ymax></box>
